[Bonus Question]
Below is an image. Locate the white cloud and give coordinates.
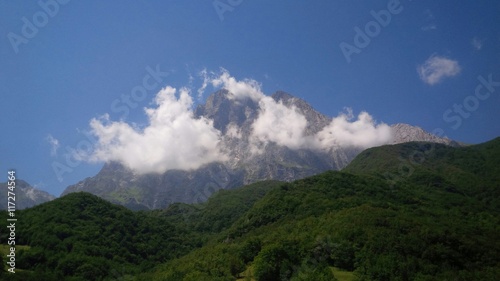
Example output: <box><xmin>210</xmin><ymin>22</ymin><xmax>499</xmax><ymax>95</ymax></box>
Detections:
<box><xmin>46</xmin><ymin>134</ymin><xmax>60</xmax><ymax>157</ymax></box>
<box><xmin>315</xmin><ymin>108</ymin><xmax>393</xmax><ymax>149</ymax></box>
<box><xmin>197</xmin><ymin>68</ymin><xmax>209</xmax><ymax>100</ymax></box>
<box><xmin>83</xmin><ymin>86</ymin><xmax>227</xmax><ymax>174</ymax></box>
<box><xmin>251</xmin><ymin>97</ymin><xmax>313</xmax><ymax>150</ymax></box>
<box><xmin>225</xmin><ymin>123</ymin><xmax>242</xmax><ymax>139</ymax></box>
<box><xmin>80</xmin><ymin>69</ymin><xmax>395</xmax><ymax>174</ymax></box>
<box><xmin>210</xmin><ymin>68</ymin><xmax>264</xmax><ymax>102</ymax></box>
<box><xmin>249</xmin><ymin>103</ymin><xmax>392</xmax><ymax>151</ymax></box>
<box><xmin>417</xmin><ymin>55</ymin><xmax>461</xmax><ymax>85</ymax></box>
<box><xmin>472</xmin><ymin>37</ymin><xmax>483</xmax><ymax>51</ymax></box>
<box><xmin>207</xmin><ymin>70</ymin><xmax>314</xmax><ymax>151</ymax></box>
<box><xmin>208</xmin><ymin>70</ymin><xmax>393</xmax><ymax>151</ymax></box>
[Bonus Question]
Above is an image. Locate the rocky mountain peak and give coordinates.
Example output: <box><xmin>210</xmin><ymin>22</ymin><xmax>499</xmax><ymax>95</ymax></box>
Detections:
<box><xmin>195</xmin><ymin>89</ymin><xmax>259</xmax><ymax>134</ymax></box>
<box><xmin>272</xmin><ymin>91</ymin><xmax>331</xmax><ymax>135</ymax></box>
<box><xmin>63</xmin><ymin>90</ymin><xmax>460</xmax><ymax>209</ymax></box>
<box><xmin>0</xmin><ymin>180</ymin><xmax>55</xmax><ymax>210</ymax></box>
<box><xmin>391</xmin><ymin>123</ymin><xmax>459</xmax><ymax>146</ymax></box>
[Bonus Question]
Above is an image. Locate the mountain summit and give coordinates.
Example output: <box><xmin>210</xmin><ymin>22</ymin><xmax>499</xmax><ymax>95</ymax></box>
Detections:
<box><xmin>63</xmin><ymin>90</ymin><xmax>457</xmax><ymax>209</ymax></box>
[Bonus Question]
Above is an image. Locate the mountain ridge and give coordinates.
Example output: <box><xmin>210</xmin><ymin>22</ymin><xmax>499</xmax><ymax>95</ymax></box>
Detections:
<box><xmin>0</xmin><ymin>179</ymin><xmax>55</xmax><ymax>210</ymax></box>
<box><xmin>62</xmin><ymin>90</ymin><xmax>462</xmax><ymax>209</ymax></box>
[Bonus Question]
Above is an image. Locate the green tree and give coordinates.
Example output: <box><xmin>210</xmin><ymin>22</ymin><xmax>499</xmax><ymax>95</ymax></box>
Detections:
<box><xmin>291</xmin><ymin>262</ymin><xmax>337</xmax><ymax>281</ymax></box>
<box><xmin>253</xmin><ymin>241</ymin><xmax>302</xmax><ymax>281</ymax></box>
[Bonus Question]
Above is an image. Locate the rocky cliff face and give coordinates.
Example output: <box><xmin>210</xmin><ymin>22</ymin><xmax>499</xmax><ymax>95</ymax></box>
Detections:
<box><xmin>0</xmin><ymin>180</ymin><xmax>56</xmax><ymax>210</ymax></box>
<box><xmin>62</xmin><ymin>161</ymin><xmax>244</xmax><ymax>210</ymax></box>
<box><xmin>391</xmin><ymin>123</ymin><xmax>459</xmax><ymax>146</ymax></box>
<box><xmin>63</xmin><ymin>90</ymin><xmax>459</xmax><ymax>209</ymax></box>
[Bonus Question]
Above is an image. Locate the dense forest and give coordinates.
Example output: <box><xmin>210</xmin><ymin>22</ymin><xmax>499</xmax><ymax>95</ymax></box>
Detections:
<box><xmin>1</xmin><ymin>138</ymin><xmax>499</xmax><ymax>280</ymax></box>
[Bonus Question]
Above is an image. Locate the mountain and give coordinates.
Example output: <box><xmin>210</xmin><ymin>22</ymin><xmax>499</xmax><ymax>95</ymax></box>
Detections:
<box><xmin>62</xmin><ymin>90</ymin><xmax>459</xmax><ymax>209</ymax></box>
<box><xmin>390</xmin><ymin>123</ymin><xmax>460</xmax><ymax>146</ymax></box>
<box><xmin>4</xmin><ymin>138</ymin><xmax>499</xmax><ymax>280</ymax></box>
<box><xmin>64</xmin><ymin>161</ymin><xmax>244</xmax><ymax>210</ymax></box>
<box><xmin>0</xmin><ymin>179</ymin><xmax>55</xmax><ymax>210</ymax></box>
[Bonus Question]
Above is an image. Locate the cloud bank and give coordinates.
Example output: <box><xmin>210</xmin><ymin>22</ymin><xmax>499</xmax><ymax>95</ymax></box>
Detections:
<box><xmin>210</xmin><ymin>69</ymin><xmax>264</xmax><ymax>102</ymax></box>
<box><xmin>251</xmin><ymin>97</ymin><xmax>311</xmax><ymax>150</ymax></box>
<box><xmin>315</xmin><ymin>108</ymin><xmax>392</xmax><ymax>148</ymax></box>
<box><xmin>84</xmin><ymin>86</ymin><xmax>226</xmax><ymax>174</ymax></box>
<box><xmin>417</xmin><ymin>55</ymin><xmax>461</xmax><ymax>85</ymax></box>
<box><xmin>206</xmin><ymin>69</ymin><xmax>313</xmax><ymax>150</ymax></box>
<box><xmin>80</xmin><ymin>69</ymin><xmax>393</xmax><ymax>174</ymax></box>
<box><xmin>207</xmin><ymin>69</ymin><xmax>392</xmax><ymax>151</ymax></box>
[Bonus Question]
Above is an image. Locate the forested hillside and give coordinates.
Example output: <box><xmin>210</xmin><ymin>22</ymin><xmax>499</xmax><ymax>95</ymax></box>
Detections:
<box><xmin>1</xmin><ymin>139</ymin><xmax>499</xmax><ymax>280</ymax></box>
<box><xmin>0</xmin><ymin>193</ymin><xmax>202</xmax><ymax>280</ymax></box>
<box><xmin>148</xmin><ymin>138</ymin><xmax>500</xmax><ymax>280</ymax></box>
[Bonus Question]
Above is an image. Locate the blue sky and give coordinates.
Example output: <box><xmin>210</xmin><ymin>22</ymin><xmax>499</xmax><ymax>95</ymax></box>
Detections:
<box><xmin>1</xmin><ymin>0</ymin><xmax>499</xmax><ymax>196</ymax></box>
